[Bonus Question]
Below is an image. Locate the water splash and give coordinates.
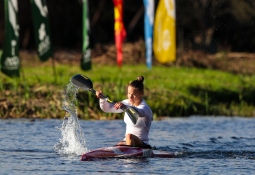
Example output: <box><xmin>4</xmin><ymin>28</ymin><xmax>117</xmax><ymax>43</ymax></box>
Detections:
<box><xmin>54</xmin><ymin>83</ymin><xmax>88</xmax><ymax>155</ymax></box>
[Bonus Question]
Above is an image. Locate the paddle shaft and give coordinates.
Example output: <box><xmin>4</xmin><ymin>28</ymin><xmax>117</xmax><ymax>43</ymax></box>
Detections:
<box><xmin>89</xmin><ymin>89</ymin><xmax>126</xmax><ymax>111</ymax></box>
<box><xmin>70</xmin><ymin>74</ymin><xmax>139</xmax><ymax>124</ymax></box>
<box><xmin>89</xmin><ymin>88</ymin><xmax>139</xmax><ymax>124</ymax></box>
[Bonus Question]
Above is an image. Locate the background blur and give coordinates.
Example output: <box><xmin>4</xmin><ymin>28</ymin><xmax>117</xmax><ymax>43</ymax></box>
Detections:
<box><xmin>1</xmin><ymin>0</ymin><xmax>255</xmax><ymax>54</ymax></box>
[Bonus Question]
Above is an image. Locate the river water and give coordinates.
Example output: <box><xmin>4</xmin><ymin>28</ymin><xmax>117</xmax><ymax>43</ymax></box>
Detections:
<box><xmin>0</xmin><ymin>116</ymin><xmax>254</xmax><ymax>175</ymax></box>
<box><xmin>1</xmin><ymin>84</ymin><xmax>254</xmax><ymax>174</ymax></box>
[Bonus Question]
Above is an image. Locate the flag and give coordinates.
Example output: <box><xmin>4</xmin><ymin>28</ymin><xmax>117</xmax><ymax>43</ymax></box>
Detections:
<box><xmin>1</xmin><ymin>0</ymin><xmax>20</xmax><ymax>77</ymax></box>
<box><xmin>30</xmin><ymin>0</ymin><xmax>52</xmax><ymax>61</ymax></box>
<box><xmin>113</xmin><ymin>0</ymin><xmax>126</xmax><ymax>68</ymax></box>
<box><xmin>143</xmin><ymin>0</ymin><xmax>154</xmax><ymax>69</ymax></box>
<box><xmin>81</xmin><ymin>0</ymin><xmax>91</xmax><ymax>71</ymax></box>
<box><xmin>153</xmin><ymin>0</ymin><xmax>176</xmax><ymax>63</ymax></box>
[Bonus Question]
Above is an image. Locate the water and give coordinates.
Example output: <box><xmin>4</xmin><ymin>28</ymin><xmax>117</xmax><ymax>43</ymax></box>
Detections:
<box><xmin>54</xmin><ymin>83</ymin><xmax>87</xmax><ymax>155</ymax></box>
<box><xmin>1</xmin><ymin>117</ymin><xmax>254</xmax><ymax>174</ymax></box>
<box><xmin>1</xmin><ymin>84</ymin><xmax>254</xmax><ymax>174</ymax></box>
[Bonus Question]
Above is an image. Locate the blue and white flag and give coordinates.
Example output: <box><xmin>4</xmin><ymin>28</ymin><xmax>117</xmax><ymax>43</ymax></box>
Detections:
<box><xmin>143</xmin><ymin>0</ymin><xmax>154</xmax><ymax>69</ymax></box>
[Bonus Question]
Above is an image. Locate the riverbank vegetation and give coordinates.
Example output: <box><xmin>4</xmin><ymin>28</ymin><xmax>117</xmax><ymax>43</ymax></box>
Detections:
<box><xmin>1</xmin><ymin>53</ymin><xmax>255</xmax><ymax>119</ymax></box>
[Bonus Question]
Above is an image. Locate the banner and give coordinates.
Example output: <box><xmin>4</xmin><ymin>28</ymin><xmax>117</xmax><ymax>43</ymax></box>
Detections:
<box><xmin>1</xmin><ymin>0</ymin><xmax>20</xmax><ymax>77</ymax></box>
<box><xmin>113</xmin><ymin>0</ymin><xmax>126</xmax><ymax>68</ymax></box>
<box><xmin>30</xmin><ymin>0</ymin><xmax>52</xmax><ymax>61</ymax></box>
<box><xmin>80</xmin><ymin>0</ymin><xmax>91</xmax><ymax>71</ymax></box>
<box><xmin>143</xmin><ymin>0</ymin><xmax>154</xmax><ymax>68</ymax></box>
<box><xmin>153</xmin><ymin>0</ymin><xmax>176</xmax><ymax>63</ymax></box>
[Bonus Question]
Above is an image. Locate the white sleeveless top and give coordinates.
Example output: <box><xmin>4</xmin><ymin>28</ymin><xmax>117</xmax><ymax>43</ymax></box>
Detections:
<box><xmin>99</xmin><ymin>98</ymin><xmax>153</xmax><ymax>143</ymax></box>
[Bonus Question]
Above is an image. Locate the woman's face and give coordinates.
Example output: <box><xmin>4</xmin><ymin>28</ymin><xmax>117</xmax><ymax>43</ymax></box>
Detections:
<box><xmin>127</xmin><ymin>86</ymin><xmax>143</xmax><ymax>106</ymax></box>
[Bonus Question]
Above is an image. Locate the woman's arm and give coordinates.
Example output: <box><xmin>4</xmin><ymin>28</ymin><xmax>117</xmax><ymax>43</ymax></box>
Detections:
<box><xmin>99</xmin><ymin>98</ymin><xmax>123</xmax><ymax>113</ymax></box>
<box><xmin>96</xmin><ymin>90</ymin><xmax>123</xmax><ymax>113</ymax></box>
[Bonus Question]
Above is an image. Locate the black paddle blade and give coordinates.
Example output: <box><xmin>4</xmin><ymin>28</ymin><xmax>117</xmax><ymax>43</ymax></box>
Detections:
<box><xmin>70</xmin><ymin>74</ymin><xmax>93</xmax><ymax>90</ymax></box>
<box><xmin>125</xmin><ymin>106</ymin><xmax>139</xmax><ymax>125</ymax></box>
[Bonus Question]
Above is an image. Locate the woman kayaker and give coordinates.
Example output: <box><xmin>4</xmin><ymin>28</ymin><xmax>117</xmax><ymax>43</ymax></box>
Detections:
<box><xmin>96</xmin><ymin>76</ymin><xmax>153</xmax><ymax>148</ymax></box>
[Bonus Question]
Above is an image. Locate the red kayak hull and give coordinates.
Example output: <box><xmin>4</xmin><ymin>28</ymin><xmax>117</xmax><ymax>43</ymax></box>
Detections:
<box><xmin>81</xmin><ymin>145</ymin><xmax>176</xmax><ymax>161</ymax></box>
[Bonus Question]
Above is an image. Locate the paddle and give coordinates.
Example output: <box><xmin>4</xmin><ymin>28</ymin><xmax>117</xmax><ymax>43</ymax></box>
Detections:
<box><xmin>70</xmin><ymin>74</ymin><xmax>139</xmax><ymax>124</ymax></box>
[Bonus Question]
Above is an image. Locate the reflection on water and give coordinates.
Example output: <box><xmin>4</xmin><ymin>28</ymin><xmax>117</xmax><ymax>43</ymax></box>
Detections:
<box><xmin>53</xmin><ymin>83</ymin><xmax>88</xmax><ymax>155</ymax></box>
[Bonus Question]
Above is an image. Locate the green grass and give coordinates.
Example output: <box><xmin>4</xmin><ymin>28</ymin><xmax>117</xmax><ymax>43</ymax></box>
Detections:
<box><xmin>1</xmin><ymin>63</ymin><xmax>255</xmax><ymax>119</ymax></box>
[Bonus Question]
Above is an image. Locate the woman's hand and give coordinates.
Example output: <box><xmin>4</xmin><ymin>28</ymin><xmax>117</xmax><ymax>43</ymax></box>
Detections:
<box><xmin>114</xmin><ymin>102</ymin><xmax>126</xmax><ymax>110</ymax></box>
<box><xmin>96</xmin><ymin>90</ymin><xmax>103</xmax><ymax>99</ymax></box>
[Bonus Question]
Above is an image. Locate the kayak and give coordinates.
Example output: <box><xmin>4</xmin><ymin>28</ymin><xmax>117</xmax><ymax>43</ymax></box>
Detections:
<box><xmin>81</xmin><ymin>145</ymin><xmax>176</xmax><ymax>161</ymax></box>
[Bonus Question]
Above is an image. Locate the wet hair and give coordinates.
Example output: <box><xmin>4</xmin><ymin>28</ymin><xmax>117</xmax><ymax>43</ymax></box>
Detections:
<box><xmin>129</xmin><ymin>76</ymin><xmax>144</xmax><ymax>92</ymax></box>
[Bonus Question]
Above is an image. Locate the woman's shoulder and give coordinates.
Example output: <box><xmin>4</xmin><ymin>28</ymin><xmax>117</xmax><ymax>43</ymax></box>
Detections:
<box><xmin>140</xmin><ymin>99</ymin><xmax>149</xmax><ymax>106</ymax></box>
<box><xmin>142</xmin><ymin>99</ymin><xmax>152</xmax><ymax>109</ymax></box>
<box><xmin>138</xmin><ymin>99</ymin><xmax>151</xmax><ymax>109</ymax></box>
<box><xmin>121</xmin><ymin>99</ymin><xmax>130</xmax><ymax>105</ymax></box>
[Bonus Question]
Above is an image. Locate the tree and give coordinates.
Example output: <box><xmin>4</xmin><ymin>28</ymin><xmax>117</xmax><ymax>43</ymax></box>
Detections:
<box><xmin>176</xmin><ymin>0</ymin><xmax>255</xmax><ymax>53</ymax></box>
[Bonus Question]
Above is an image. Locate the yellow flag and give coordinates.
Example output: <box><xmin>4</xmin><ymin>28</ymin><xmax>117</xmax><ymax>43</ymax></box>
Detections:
<box><xmin>153</xmin><ymin>0</ymin><xmax>176</xmax><ymax>63</ymax></box>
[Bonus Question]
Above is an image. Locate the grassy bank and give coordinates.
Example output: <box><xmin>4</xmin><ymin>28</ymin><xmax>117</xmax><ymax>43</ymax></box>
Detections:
<box><xmin>1</xmin><ymin>63</ymin><xmax>255</xmax><ymax>119</ymax></box>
